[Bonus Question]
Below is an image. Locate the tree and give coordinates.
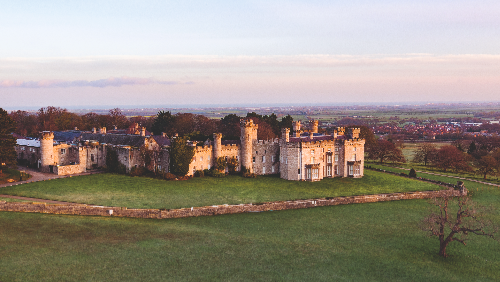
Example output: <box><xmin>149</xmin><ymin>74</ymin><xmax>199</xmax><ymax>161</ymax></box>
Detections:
<box><xmin>348</xmin><ymin>125</ymin><xmax>377</xmax><ymax>152</ymax></box>
<box><xmin>108</xmin><ymin>108</ymin><xmax>129</xmax><ymax>129</ymax></box>
<box><xmin>0</xmin><ymin>108</ymin><xmax>17</xmax><ymax>174</ymax></box>
<box><xmin>168</xmin><ymin>137</ymin><xmax>195</xmax><ymax>176</ymax></box>
<box><xmin>409</xmin><ymin>168</ymin><xmax>417</xmax><ymax>178</ymax></box>
<box><xmin>412</xmin><ymin>143</ymin><xmax>437</xmax><ymax>166</ymax></box>
<box><xmin>215</xmin><ymin>157</ymin><xmax>227</xmax><ymax>172</ymax></box>
<box><xmin>432</xmin><ymin>145</ymin><xmax>472</xmax><ymax>173</ymax></box>
<box><xmin>9</xmin><ymin>110</ymin><xmax>38</xmax><ymax>137</ymax></box>
<box><xmin>422</xmin><ymin>195</ymin><xmax>497</xmax><ymax>257</ymax></box>
<box><xmin>279</xmin><ymin>114</ymin><xmax>294</xmax><ymax>132</ymax></box>
<box><xmin>38</xmin><ymin>106</ymin><xmax>66</xmax><ymax>131</ymax></box>
<box><xmin>227</xmin><ymin>156</ymin><xmax>239</xmax><ymax>174</ymax></box>
<box><xmin>219</xmin><ymin>114</ymin><xmax>241</xmax><ymax>140</ymax></box>
<box><xmin>475</xmin><ymin>155</ymin><xmax>499</xmax><ymax>179</ymax></box>
<box><xmin>151</xmin><ymin>111</ymin><xmax>175</xmax><ymax>136</ymax></box>
<box><xmin>367</xmin><ymin>140</ymin><xmax>405</xmax><ymax>163</ymax></box>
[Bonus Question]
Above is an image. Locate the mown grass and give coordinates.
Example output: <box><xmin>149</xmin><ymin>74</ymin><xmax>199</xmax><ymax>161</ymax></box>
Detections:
<box><xmin>1</xmin><ymin>195</ymin><xmax>498</xmax><ymax>282</ymax></box>
<box><xmin>0</xmin><ymin>170</ymin><xmax>441</xmax><ymax>209</ymax></box>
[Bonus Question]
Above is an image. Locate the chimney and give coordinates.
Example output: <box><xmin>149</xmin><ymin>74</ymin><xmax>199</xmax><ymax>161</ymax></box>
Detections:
<box><xmin>100</xmin><ymin>127</ymin><xmax>106</xmax><ymax>134</ymax></box>
<box><xmin>162</xmin><ymin>132</ymin><xmax>167</xmax><ymax>137</ymax></box>
<box><xmin>140</xmin><ymin>127</ymin><xmax>146</xmax><ymax>136</ymax></box>
<box><xmin>92</xmin><ymin>127</ymin><xmax>96</xmax><ymax>134</ymax></box>
<box><xmin>309</xmin><ymin>132</ymin><xmax>314</xmax><ymax>139</ymax></box>
<box><xmin>74</xmin><ymin>127</ymin><xmax>78</xmax><ymax>131</ymax></box>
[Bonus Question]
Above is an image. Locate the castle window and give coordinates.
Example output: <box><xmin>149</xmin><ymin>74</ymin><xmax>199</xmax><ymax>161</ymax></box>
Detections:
<box><xmin>265</xmin><ymin>150</ymin><xmax>266</xmax><ymax>154</ymax></box>
<box><xmin>354</xmin><ymin>165</ymin><xmax>360</xmax><ymax>175</ymax></box>
<box><xmin>335</xmin><ymin>165</ymin><xmax>339</xmax><ymax>175</ymax></box>
<box><xmin>263</xmin><ymin>167</ymin><xmax>266</xmax><ymax>174</ymax></box>
<box><xmin>200</xmin><ymin>156</ymin><xmax>203</xmax><ymax>162</ymax></box>
<box><xmin>271</xmin><ymin>155</ymin><xmax>274</xmax><ymax>162</ymax></box>
<box><xmin>354</xmin><ymin>147</ymin><xmax>357</xmax><ymax>151</ymax></box>
<box><xmin>311</xmin><ymin>150</ymin><xmax>315</xmax><ymax>154</ymax></box>
<box><xmin>312</xmin><ymin>168</ymin><xmax>319</xmax><ymax>179</ymax></box>
<box><xmin>327</xmin><ymin>155</ymin><xmax>332</xmax><ymax>163</ymax></box>
<box><xmin>327</xmin><ymin>165</ymin><xmax>332</xmax><ymax>177</ymax></box>
<box><xmin>253</xmin><ymin>157</ymin><xmax>255</xmax><ymax>163</ymax></box>
<box><xmin>272</xmin><ymin>166</ymin><xmax>275</xmax><ymax>173</ymax></box>
<box><xmin>322</xmin><ymin>148</ymin><xmax>324</xmax><ymax>152</ymax></box>
<box><xmin>298</xmin><ymin>168</ymin><xmax>300</xmax><ymax>174</ymax></box>
<box><xmin>328</xmin><ymin>148</ymin><xmax>331</xmax><ymax>152</ymax></box>
<box><xmin>311</xmin><ymin>157</ymin><xmax>315</xmax><ymax>164</ymax></box>
<box><xmin>352</xmin><ymin>154</ymin><xmax>356</xmax><ymax>161</ymax></box>
<box><xmin>61</xmin><ymin>148</ymin><xmax>66</xmax><ymax>154</ymax></box>
<box><xmin>306</xmin><ymin>168</ymin><xmax>311</xmax><ymax>179</ymax></box>
<box><xmin>262</xmin><ymin>156</ymin><xmax>265</xmax><ymax>163</ymax></box>
<box><xmin>348</xmin><ymin>165</ymin><xmax>354</xmax><ymax>176</ymax></box>
<box><xmin>335</xmin><ymin>154</ymin><xmax>339</xmax><ymax>162</ymax></box>
<box><xmin>335</xmin><ymin>147</ymin><xmax>339</xmax><ymax>152</ymax></box>
<box><xmin>208</xmin><ymin>156</ymin><xmax>210</xmax><ymax>161</ymax></box>
<box><xmin>193</xmin><ymin>157</ymin><xmax>196</xmax><ymax>162</ymax></box>
<box><xmin>255</xmin><ymin>151</ymin><xmax>258</xmax><ymax>155</ymax></box>
<box><xmin>21</xmin><ymin>147</ymin><xmax>25</xmax><ymax>151</ymax></box>
<box><xmin>91</xmin><ymin>154</ymin><xmax>95</xmax><ymax>162</ymax></box>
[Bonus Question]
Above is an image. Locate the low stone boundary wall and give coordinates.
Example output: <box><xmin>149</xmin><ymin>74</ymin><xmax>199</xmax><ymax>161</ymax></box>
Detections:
<box><xmin>0</xmin><ymin>188</ymin><xmax>465</xmax><ymax>219</ymax></box>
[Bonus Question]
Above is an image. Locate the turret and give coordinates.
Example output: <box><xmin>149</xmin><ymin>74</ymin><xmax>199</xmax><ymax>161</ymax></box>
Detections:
<box><xmin>311</xmin><ymin>120</ymin><xmax>319</xmax><ymax>134</ymax></box>
<box><xmin>213</xmin><ymin>133</ymin><xmax>222</xmax><ymax>160</ymax></box>
<box><xmin>240</xmin><ymin>119</ymin><xmax>258</xmax><ymax>173</ymax></box>
<box><xmin>40</xmin><ymin>131</ymin><xmax>54</xmax><ymax>173</ymax></box>
<box><xmin>281</xmin><ymin>128</ymin><xmax>290</xmax><ymax>143</ymax></box>
<box><xmin>99</xmin><ymin>127</ymin><xmax>106</xmax><ymax>134</ymax></box>
<box><xmin>348</xmin><ymin>128</ymin><xmax>360</xmax><ymax>139</ymax></box>
<box><xmin>140</xmin><ymin>127</ymin><xmax>146</xmax><ymax>136</ymax></box>
<box><xmin>293</xmin><ymin>121</ymin><xmax>301</xmax><ymax>137</ymax></box>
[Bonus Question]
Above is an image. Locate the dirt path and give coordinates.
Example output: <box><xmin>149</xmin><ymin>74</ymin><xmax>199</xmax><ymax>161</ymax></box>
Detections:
<box><xmin>0</xmin><ymin>166</ymin><xmax>102</xmax><ymax>204</ymax></box>
<box><xmin>390</xmin><ymin>166</ymin><xmax>500</xmax><ymax>187</ymax></box>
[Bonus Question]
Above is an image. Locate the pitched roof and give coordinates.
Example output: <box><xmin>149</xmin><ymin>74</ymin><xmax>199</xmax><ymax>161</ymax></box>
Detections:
<box><xmin>80</xmin><ymin>133</ymin><xmax>148</xmax><ymax>147</ymax></box>
<box><xmin>53</xmin><ymin>131</ymin><xmax>83</xmax><ymax>143</ymax></box>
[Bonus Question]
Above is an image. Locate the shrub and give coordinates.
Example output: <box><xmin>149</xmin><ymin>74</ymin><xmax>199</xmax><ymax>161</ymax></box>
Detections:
<box><xmin>211</xmin><ymin>170</ymin><xmax>226</xmax><ymax>178</ymax></box>
<box><xmin>215</xmin><ymin>157</ymin><xmax>227</xmax><ymax>171</ymax></box>
<box><xmin>163</xmin><ymin>172</ymin><xmax>177</xmax><ymax>180</ymax></box>
<box><xmin>409</xmin><ymin>168</ymin><xmax>417</xmax><ymax>178</ymax></box>
<box><xmin>129</xmin><ymin>166</ymin><xmax>148</xmax><ymax>177</ymax></box>
<box><xmin>203</xmin><ymin>169</ymin><xmax>212</xmax><ymax>176</ymax></box>
<box><xmin>243</xmin><ymin>172</ymin><xmax>257</xmax><ymax>178</ymax></box>
<box><xmin>194</xmin><ymin>170</ymin><xmax>204</xmax><ymax>177</ymax></box>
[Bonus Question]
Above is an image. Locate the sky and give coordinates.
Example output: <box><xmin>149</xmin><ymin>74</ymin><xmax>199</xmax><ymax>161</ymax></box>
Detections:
<box><xmin>1</xmin><ymin>0</ymin><xmax>500</xmax><ymax>109</ymax></box>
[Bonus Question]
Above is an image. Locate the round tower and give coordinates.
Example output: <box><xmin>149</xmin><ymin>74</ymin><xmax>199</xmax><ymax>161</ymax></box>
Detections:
<box><xmin>213</xmin><ymin>133</ymin><xmax>222</xmax><ymax>160</ymax></box>
<box><xmin>311</xmin><ymin>120</ymin><xmax>319</xmax><ymax>134</ymax></box>
<box><xmin>293</xmin><ymin>121</ymin><xmax>301</xmax><ymax>137</ymax></box>
<box><xmin>240</xmin><ymin>119</ymin><xmax>258</xmax><ymax>173</ymax></box>
<box><xmin>40</xmin><ymin>131</ymin><xmax>54</xmax><ymax>172</ymax></box>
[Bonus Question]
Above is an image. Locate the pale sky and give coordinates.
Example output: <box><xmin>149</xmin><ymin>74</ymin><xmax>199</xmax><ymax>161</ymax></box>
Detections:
<box><xmin>1</xmin><ymin>0</ymin><xmax>500</xmax><ymax>109</ymax></box>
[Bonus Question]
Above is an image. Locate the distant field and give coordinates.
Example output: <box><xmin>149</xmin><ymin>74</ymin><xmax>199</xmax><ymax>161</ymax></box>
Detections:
<box><xmin>0</xmin><ymin>170</ymin><xmax>441</xmax><ymax>209</ymax></box>
<box><xmin>402</xmin><ymin>142</ymin><xmax>451</xmax><ymax>161</ymax></box>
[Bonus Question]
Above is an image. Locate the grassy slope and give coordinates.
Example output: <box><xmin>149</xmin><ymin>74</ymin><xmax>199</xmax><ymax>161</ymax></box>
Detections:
<box><xmin>0</xmin><ymin>196</ymin><xmax>498</xmax><ymax>282</ymax></box>
<box><xmin>0</xmin><ymin>170</ymin><xmax>441</xmax><ymax>209</ymax></box>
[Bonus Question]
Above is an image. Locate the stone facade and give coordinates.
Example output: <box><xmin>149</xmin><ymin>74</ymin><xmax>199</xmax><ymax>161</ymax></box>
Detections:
<box><xmin>15</xmin><ymin>119</ymin><xmax>365</xmax><ymax>181</ymax></box>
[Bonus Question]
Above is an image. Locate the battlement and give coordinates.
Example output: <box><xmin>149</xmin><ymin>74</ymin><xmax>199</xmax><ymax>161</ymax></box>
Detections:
<box><xmin>241</xmin><ymin>119</ymin><xmax>257</xmax><ymax>128</ymax></box>
<box><xmin>255</xmin><ymin>139</ymin><xmax>279</xmax><ymax>145</ymax></box>
<box><xmin>41</xmin><ymin>131</ymin><xmax>54</xmax><ymax>140</ymax></box>
<box><xmin>221</xmin><ymin>144</ymin><xmax>240</xmax><ymax>150</ymax></box>
<box><xmin>195</xmin><ymin>145</ymin><xmax>212</xmax><ymax>153</ymax></box>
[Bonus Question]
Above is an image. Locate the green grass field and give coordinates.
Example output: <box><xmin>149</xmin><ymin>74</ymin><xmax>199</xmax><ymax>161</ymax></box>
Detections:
<box><xmin>0</xmin><ymin>170</ymin><xmax>442</xmax><ymax>209</ymax></box>
<box><xmin>1</xmin><ymin>195</ymin><xmax>498</xmax><ymax>281</ymax></box>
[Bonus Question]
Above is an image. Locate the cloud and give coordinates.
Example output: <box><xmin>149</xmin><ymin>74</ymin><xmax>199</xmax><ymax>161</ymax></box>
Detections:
<box><xmin>0</xmin><ymin>77</ymin><xmax>188</xmax><ymax>88</ymax></box>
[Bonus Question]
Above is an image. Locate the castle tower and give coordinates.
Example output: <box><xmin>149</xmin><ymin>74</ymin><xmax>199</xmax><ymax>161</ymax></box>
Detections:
<box><xmin>40</xmin><ymin>131</ymin><xmax>54</xmax><ymax>173</ymax></box>
<box><xmin>293</xmin><ymin>121</ymin><xmax>301</xmax><ymax>137</ymax></box>
<box><xmin>281</xmin><ymin>128</ymin><xmax>290</xmax><ymax>143</ymax></box>
<box><xmin>100</xmin><ymin>127</ymin><xmax>106</xmax><ymax>134</ymax></box>
<box><xmin>336</xmin><ymin>127</ymin><xmax>345</xmax><ymax>136</ymax></box>
<box><xmin>213</xmin><ymin>133</ymin><xmax>222</xmax><ymax>160</ymax></box>
<box><xmin>311</xmin><ymin>120</ymin><xmax>319</xmax><ymax>134</ymax></box>
<box><xmin>348</xmin><ymin>128</ymin><xmax>360</xmax><ymax>139</ymax></box>
<box><xmin>240</xmin><ymin>119</ymin><xmax>258</xmax><ymax>173</ymax></box>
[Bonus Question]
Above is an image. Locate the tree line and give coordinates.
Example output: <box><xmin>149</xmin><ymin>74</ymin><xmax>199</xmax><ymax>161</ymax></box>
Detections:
<box><xmin>9</xmin><ymin>107</ymin><xmax>295</xmax><ymax>142</ymax></box>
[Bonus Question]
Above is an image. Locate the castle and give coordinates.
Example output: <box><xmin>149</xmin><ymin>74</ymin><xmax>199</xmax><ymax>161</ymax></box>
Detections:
<box><xmin>15</xmin><ymin>120</ymin><xmax>364</xmax><ymax>181</ymax></box>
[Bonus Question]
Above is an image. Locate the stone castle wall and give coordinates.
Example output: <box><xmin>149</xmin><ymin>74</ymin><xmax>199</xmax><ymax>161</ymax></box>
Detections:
<box><xmin>0</xmin><ymin>188</ymin><xmax>465</xmax><ymax>219</ymax></box>
<box><xmin>252</xmin><ymin>140</ymin><xmax>280</xmax><ymax>175</ymax></box>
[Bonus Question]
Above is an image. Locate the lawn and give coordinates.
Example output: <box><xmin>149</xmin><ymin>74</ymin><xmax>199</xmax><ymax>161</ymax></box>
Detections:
<box><xmin>1</xmin><ymin>195</ymin><xmax>498</xmax><ymax>282</ymax></box>
<box><xmin>0</xmin><ymin>170</ymin><xmax>442</xmax><ymax>209</ymax></box>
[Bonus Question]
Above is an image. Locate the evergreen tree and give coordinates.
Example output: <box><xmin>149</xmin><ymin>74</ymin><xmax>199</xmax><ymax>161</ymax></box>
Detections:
<box><xmin>151</xmin><ymin>111</ymin><xmax>175</xmax><ymax>136</ymax></box>
<box><xmin>0</xmin><ymin>108</ymin><xmax>17</xmax><ymax>174</ymax></box>
<box><xmin>168</xmin><ymin>137</ymin><xmax>195</xmax><ymax>176</ymax></box>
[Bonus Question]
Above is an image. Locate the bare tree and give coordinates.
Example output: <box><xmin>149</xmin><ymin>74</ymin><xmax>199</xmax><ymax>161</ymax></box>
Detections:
<box><xmin>422</xmin><ymin>194</ymin><xmax>497</xmax><ymax>257</ymax></box>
